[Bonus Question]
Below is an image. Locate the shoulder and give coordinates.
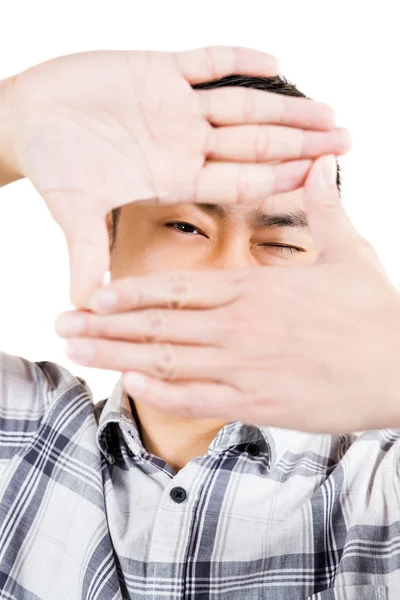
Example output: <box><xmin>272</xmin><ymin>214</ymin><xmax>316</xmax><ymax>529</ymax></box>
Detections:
<box><xmin>0</xmin><ymin>349</ymin><xmax>91</xmax><ymax>409</ymax></box>
<box><xmin>0</xmin><ymin>350</ymin><xmax>92</xmax><ymax>463</ymax></box>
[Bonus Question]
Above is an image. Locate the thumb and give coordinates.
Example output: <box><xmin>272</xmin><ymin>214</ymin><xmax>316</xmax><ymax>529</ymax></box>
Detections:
<box><xmin>66</xmin><ymin>213</ymin><xmax>110</xmax><ymax>308</ymax></box>
<box><xmin>303</xmin><ymin>154</ymin><xmax>360</xmax><ymax>263</ymax></box>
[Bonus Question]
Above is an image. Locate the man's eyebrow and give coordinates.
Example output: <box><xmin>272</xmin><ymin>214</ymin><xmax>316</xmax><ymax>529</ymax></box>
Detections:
<box><xmin>196</xmin><ymin>203</ymin><xmax>309</xmax><ymax>230</ymax></box>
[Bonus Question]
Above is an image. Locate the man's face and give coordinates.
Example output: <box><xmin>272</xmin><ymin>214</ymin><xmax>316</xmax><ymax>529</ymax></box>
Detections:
<box><xmin>107</xmin><ymin>188</ymin><xmax>317</xmax><ymax>278</ymax></box>
<box><xmin>105</xmin><ymin>188</ymin><xmax>318</xmax><ymax>452</ymax></box>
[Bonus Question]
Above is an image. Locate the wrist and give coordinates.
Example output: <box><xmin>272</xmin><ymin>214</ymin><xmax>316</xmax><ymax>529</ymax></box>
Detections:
<box><xmin>0</xmin><ymin>75</ymin><xmax>23</xmax><ymax>187</ymax></box>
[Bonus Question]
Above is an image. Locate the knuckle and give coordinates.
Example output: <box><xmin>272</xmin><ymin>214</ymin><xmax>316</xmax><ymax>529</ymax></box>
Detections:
<box><xmin>210</xmin><ymin>293</ymin><xmax>262</xmax><ymax>347</ymax></box>
<box><xmin>203</xmin><ymin>46</ymin><xmax>217</xmax><ymax>80</ymax></box>
<box><xmin>118</xmin><ymin>277</ymin><xmax>145</xmax><ymax>309</ymax></box>
<box><xmin>300</xmin><ymin>129</ymin><xmax>308</xmax><ymax>159</ymax></box>
<box><xmin>197</xmin><ymin>90</ymin><xmax>211</xmax><ymax>121</ymax></box>
<box><xmin>210</xmin><ymin>317</ymin><xmax>234</xmax><ymax>347</ymax></box>
<box><xmin>145</xmin><ymin>309</ymin><xmax>166</xmax><ymax>342</ymax></box>
<box><xmin>230</xmin><ymin>268</ymin><xmax>256</xmax><ymax>293</ymax></box>
<box><xmin>322</xmin><ymin>197</ymin><xmax>340</xmax><ymax>210</ymax></box>
<box><xmin>75</xmin><ymin>312</ymin><xmax>89</xmax><ymax>335</ymax></box>
<box><xmin>251</xmin><ymin>392</ymin><xmax>270</xmax><ymax>411</ymax></box>
<box><xmin>85</xmin><ymin>314</ymin><xmax>106</xmax><ymax>338</ymax></box>
<box><xmin>168</xmin><ymin>271</ymin><xmax>192</xmax><ymax>307</ymax></box>
<box><xmin>243</xmin><ymin>88</ymin><xmax>256</xmax><ymax>122</ymax></box>
<box><xmin>154</xmin><ymin>343</ymin><xmax>176</xmax><ymax>380</ymax></box>
<box><xmin>135</xmin><ymin>288</ymin><xmax>146</xmax><ymax>309</ymax></box>
<box><xmin>234</xmin><ymin>313</ymin><xmax>252</xmax><ymax>331</ymax></box>
<box><xmin>203</xmin><ymin>124</ymin><xmax>217</xmax><ymax>157</ymax></box>
<box><xmin>235</xmin><ymin>164</ymin><xmax>250</xmax><ymax>204</ymax></box>
<box><xmin>255</xmin><ymin>125</ymin><xmax>272</xmax><ymax>161</ymax></box>
<box><xmin>87</xmin><ymin>340</ymin><xmax>100</xmax><ymax>365</ymax></box>
<box><xmin>231</xmin><ymin>46</ymin><xmax>240</xmax><ymax>72</ymax></box>
<box><xmin>277</xmin><ymin>95</ymin><xmax>290</xmax><ymax>126</ymax></box>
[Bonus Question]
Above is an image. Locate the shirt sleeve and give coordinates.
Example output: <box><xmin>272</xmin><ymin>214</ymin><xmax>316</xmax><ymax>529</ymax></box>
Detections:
<box><xmin>0</xmin><ymin>350</ymin><xmax>88</xmax><ymax>473</ymax></box>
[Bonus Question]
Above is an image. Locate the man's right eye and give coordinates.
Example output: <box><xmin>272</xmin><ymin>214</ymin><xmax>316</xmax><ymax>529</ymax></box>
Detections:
<box><xmin>165</xmin><ymin>221</ymin><xmax>203</xmax><ymax>235</ymax></box>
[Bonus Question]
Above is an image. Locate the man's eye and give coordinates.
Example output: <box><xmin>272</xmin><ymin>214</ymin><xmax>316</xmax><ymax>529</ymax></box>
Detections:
<box><xmin>261</xmin><ymin>244</ymin><xmax>304</xmax><ymax>255</ymax></box>
<box><xmin>165</xmin><ymin>221</ymin><xmax>202</xmax><ymax>235</ymax></box>
<box><xmin>164</xmin><ymin>225</ymin><xmax>303</xmax><ymax>253</ymax></box>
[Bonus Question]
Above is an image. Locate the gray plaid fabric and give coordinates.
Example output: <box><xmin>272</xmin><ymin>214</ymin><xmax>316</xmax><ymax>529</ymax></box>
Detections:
<box><xmin>0</xmin><ymin>350</ymin><xmax>399</xmax><ymax>600</ymax></box>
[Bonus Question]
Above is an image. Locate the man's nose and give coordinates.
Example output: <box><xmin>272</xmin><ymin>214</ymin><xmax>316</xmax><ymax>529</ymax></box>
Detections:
<box><xmin>208</xmin><ymin>246</ymin><xmax>257</xmax><ymax>270</ymax></box>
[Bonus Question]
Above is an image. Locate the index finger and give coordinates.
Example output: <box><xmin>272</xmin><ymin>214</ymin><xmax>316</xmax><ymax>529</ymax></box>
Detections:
<box><xmin>197</xmin><ymin>88</ymin><xmax>336</xmax><ymax>130</ymax></box>
<box><xmin>174</xmin><ymin>46</ymin><xmax>279</xmax><ymax>84</ymax></box>
<box><xmin>87</xmin><ymin>269</ymin><xmax>245</xmax><ymax>314</ymax></box>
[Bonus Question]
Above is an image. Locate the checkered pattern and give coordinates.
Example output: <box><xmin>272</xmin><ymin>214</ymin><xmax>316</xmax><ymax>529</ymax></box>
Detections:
<box><xmin>0</xmin><ymin>349</ymin><xmax>399</xmax><ymax>599</ymax></box>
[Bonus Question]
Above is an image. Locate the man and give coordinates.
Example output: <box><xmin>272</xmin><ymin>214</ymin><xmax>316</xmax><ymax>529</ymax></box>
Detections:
<box><xmin>1</xmin><ymin>47</ymin><xmax>399</xmax><ymax>600</ymax></box>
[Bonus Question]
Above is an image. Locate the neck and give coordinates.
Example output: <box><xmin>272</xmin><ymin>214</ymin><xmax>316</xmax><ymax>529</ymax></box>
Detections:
<box><xmin>130</xmin><ymin>398</ymin><xmax>228</xmax><ymax>473</ymax></box>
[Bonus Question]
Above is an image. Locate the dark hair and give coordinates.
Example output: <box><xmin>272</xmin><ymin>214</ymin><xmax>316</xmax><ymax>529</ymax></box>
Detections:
<box><xmin>111</xmin><ymin>74</ymin><xmax>341</xmax><ymax>245</ymax></box>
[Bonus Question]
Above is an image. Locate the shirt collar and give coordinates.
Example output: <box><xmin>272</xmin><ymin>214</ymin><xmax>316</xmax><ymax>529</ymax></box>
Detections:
<box><xmin>96</xmin><ymin>376</ymin><xmax>308</xmax><ymax>467</ymax></box>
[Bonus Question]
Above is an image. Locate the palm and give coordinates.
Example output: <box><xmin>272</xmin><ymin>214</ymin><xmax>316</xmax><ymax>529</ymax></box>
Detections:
<box><xmin>13</xmin><ymin>50</ymin><xmax>207</xmax><ymax>224</ymax></box>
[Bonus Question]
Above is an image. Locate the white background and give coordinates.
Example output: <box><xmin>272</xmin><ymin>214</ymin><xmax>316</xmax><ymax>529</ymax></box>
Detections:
<box><xmin>0</xmin><ymin>0</ymin><xmax>399</xmax><ymax>403</ymax></box>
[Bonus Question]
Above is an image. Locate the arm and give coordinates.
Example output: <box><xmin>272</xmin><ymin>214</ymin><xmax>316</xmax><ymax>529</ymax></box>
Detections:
<box><xmin>0</xmin><ymin>76</ymin><xmax>23</xmax><ymax>188</ymax></box>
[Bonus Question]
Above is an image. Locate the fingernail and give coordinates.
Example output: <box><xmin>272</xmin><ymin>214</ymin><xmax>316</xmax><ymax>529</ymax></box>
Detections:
<box><xmin>66</xmin><ymin>339</ymin><xmax>94</xmax><ymax>362</ymax></box>
<box><xmin>89</xmin><ymin>288</ymin><xmax>118</xmax><ymax>312</ymax></box>
<box><xmin>322</xmin><ymin>155</ymin><xmax>337</xmax><ymax>186</ymax></box>
<box><xmin>55</xmin><ymin>313</ymin><xmax>85</xmax><ymax>336</ymax></box>
<box><xmin>125</xmin><ymin>372</ymin><xmax>147</xmax><ymax>394</ymax></box>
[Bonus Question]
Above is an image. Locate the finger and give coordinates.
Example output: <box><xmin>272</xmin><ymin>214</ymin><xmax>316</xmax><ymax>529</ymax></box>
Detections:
<box><xmin>123</xmin><ymin>372</ymin><xmax>289</xmax><ymax>426</ymax></box>
<box><xmin>208</xmin><ymin>125</ymin><xmax>352</xmax><ymax>162</ymax></box>
<box><xmin>122</xmin><ymin>372</ymin><xmax>333</xmax><ymax>431</ymax></box>
<box><xmin>123</xmin><ymin>373</ymin><xmax>242</xmax><ymax>420</ymax></box>
<box><xmin>66</xmin><ymin>226</ymin><xmax>110</xmax><ymax>308</ymax></box>
<box><xmin>174</xmin><ymin>46</ymin><xmax>279</xmax><ymax>84</ymax></box>
<box><xmin>303</xmin><ymin>155</ymin><xmax>365</xmax><ymax>263</ymax></box>
<box><xmin>45</xmin><ymin>190</ymin><xmax>110</xmax><ymax>308</ymax></box>
<box><xmin>157</xmin><ymin>159</ymin><xmax>312</xmax><ymax>205</ymax></box>
<box><xmin>185</xmin><ymin>159</ymin><xmax>313</xmax><ymax>205</ymax></box>
<box><xmin>88</xmin><ymin>269</ymin><xmax>243</xmax><ymax>314</ymax></box>
<box><xmin>198</xmin><ymin>87</ymin><xmax>336</xmax><ymax>130</ymax></box>
<box><xmin>65</xmin><ymin>338</ymin><xmax>228</xmax><ymax>380</ymax></box>
<box><xmin>122</xmin><ymin>372</ymin><xmax>347</xmax><ymax>432</ymax></box>
<box><xmin>55</xmin><ymin>307</ymin><xmax>225</xmax><ymax>346</ymax></box>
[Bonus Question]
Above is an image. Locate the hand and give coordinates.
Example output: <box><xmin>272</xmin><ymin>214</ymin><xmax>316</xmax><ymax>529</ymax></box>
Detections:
<box><xmin>55</xmin><ymin>155</ymin><xmax>400</xmax><ymax>434</ymax></box>
<box><xmin>4</xmin><ymin>47</ymin><xmax>349</xmax><ymax>306</ymax></box>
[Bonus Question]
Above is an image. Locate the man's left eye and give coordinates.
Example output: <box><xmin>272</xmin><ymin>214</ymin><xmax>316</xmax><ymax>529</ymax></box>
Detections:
<box><xmin>166</xmin><ymin>221</ymin><xmax>202</xmax><ymax>235</ymax></box>
<box><xmin>261</xmin><ymin>244</ymin><xmax>304</xmax><ymax>254</ymax></box>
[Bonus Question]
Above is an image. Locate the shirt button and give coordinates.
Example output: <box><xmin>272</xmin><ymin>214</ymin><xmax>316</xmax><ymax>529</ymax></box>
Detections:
<box><xmin>247</xmin><ymin>443</ymin><xmax>260</xmax><ymax>456</ymax></box>
<box><xmin>170</xmin><ymin>486</ymin><xmax>187</xmax><ymax>504</ymax></box>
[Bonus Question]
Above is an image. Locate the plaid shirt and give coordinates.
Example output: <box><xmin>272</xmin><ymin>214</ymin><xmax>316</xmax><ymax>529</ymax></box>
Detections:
<box><xmin>0</xmin><ymin>350</ymin><xmax>399</xmax><ymax>600</ymax></box>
